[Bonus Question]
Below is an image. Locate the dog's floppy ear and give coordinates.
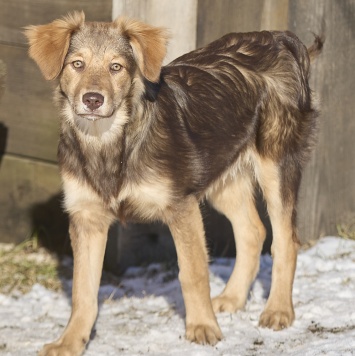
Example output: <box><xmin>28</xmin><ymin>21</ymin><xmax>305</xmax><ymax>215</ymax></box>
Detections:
<box><xmin>116</xmin><ymin>17</ymin><xmax>169</xmax><ymax>83</ymax></box>
<box><xmin>24</xmin><ymin>11</ymin><xmax>85</xmax><ymax>80</ymax></box>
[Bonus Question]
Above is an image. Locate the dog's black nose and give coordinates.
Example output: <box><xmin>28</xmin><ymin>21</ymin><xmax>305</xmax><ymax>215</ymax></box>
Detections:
<box><xmin>82</xmin><ymin>92</ymin><xmax>104</xmax><ymax>111</ymax></box>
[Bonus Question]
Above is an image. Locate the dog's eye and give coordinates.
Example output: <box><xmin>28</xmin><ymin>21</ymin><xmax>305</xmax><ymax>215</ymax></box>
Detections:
<box><xmin>72</xmin><ymin>60</ymin><xmax>84</xmax><ymax>69</ymax></box>
<box><xmin>110</xmin><ymin>63</ymin><xmax>122</xmax><ymax>72</ymax></box>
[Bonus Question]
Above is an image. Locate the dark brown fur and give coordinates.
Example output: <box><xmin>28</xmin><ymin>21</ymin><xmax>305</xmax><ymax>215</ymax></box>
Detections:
<box><xmin>25</xmin><ymin>12</ymin><xmax>323</xmax><ymax>355</ymax></box>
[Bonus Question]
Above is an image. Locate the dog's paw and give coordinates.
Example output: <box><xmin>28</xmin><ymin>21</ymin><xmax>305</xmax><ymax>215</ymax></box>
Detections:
<box><xmin>212</xmin><ymin>294</ymin><xmax>244</xmax><ymax>313</ymax></box>
<box><xmin>39</xmin><ymin>341</ymin><xmax>85</xmax><ymax>356</ymax></box>
<box><xmin>186</xmin><ymin>323</ymin><xmax>223</xmax><ymax>346</ymax></box>
<box><xmin>259</xmin><ymin>309</ymin><xmax>295</xmax><ymax>331</ymax></box>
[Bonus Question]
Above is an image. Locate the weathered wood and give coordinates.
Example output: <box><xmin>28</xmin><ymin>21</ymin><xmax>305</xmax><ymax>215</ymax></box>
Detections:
<box><xmin>289</xmin><ymin>0</ymin><xmax>355</xmax><ymax>241</ymax></box>
<box><xmin>0</xmin><ymin>0</ymin><xmax>112</xmax><ymax>46</ymax></box>
<box><xmin>197</xmin><ymin>0</ymin><xmax>264</xmax><ymax>47</ymax></box>
<box><xmin>113</xmin><ymin>0</ymin><xmax>198</xmax><ymax>63</ymax></box>
<box><xmin>260</xmin><ymin>0</ymin><xmax>289</xmax><ymax>30</ymax></box>
<box><xmin>0</xmin><ymin>44</ymin><xmax>59</xmax><ymax>162</ymax></box>
<box><xmin>0</xmin><ymin>59</ymin><xmax>5</xmax><ymax>100</ymax></box>
<box><xmin>0</xmin><ymin>59</ymin><xmax>6</xmax><ymax>158</ymax></box>
<box><xmin>0</xmin><ymin>154</ymin><xmax>66</xmax><ymax>246</ymax></box>
<box><xmin>197</xmin><ymin>0</ymin><xmax>289</xmax><ymax>46</ymax></box>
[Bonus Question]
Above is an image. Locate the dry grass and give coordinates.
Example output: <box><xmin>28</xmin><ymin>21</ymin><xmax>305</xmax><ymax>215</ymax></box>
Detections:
<box><xmin>0</xmin><ymin>236</ymin><xmax>121</xmax><ymax>296</ymax></box>
<box><xmin>0</xmin><ymin>237</ymin><xmax>62</xmax><ymax>294</ymax></box>
<box><xmin>336</xmin><ymin>216</ymin><xmax>355</xmax><ymax>241</ymax></box>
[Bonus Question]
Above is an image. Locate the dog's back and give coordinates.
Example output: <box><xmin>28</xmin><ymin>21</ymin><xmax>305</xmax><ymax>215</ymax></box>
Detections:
<box><xmin>137</xmin><ymin>30</ymin><xmax>320</xmax><ymax>197</ymax></box>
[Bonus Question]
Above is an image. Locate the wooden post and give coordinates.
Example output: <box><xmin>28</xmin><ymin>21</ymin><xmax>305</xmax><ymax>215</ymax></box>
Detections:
<box><xmin>113</xmin><ymin>0</ymin><xmax>198</xmax><ymax>63</ymax></box>
<box><xmin>289</xmin><ymin>0</ymin><xmax>355</xmax><ymax>241</ymax></box>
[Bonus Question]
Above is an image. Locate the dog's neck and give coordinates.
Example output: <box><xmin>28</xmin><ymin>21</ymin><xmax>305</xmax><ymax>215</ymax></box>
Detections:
<box><xmin>57</xmin><ymin>92</ymin><xmax>151</xmax><ymax>203</ymax></box>
<box><xmin>58</xmin><ymin>117</ymin><xmax>126</xmax><ymax>203</ymax></box>
<box><xmin>72</xmin><ymin>115</ymin><xmax>117</xmax><ymax>137</ymax></box>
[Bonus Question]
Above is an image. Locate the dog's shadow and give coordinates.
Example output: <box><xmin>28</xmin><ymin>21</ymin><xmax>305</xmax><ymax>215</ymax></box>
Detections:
<box><xmin>91</xmin><ymin>252</ymin><xmax>273</xmax><ymax>321</ymax></box>
<box><xmin>208</xmin><ymin>254</ymin><xmax>272</xmax><ymax>306</ymax></box>
<box><xmin>58</xmin><ymin>255</ymin><xmax>273</xmax><ymax>326</ymax></box>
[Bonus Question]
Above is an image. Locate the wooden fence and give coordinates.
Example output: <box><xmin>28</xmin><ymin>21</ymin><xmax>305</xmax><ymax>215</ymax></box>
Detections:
<box><xmin>0</xmin><ymin>0</ymin><xmax>354</xmax><ymax>271</ymax></box>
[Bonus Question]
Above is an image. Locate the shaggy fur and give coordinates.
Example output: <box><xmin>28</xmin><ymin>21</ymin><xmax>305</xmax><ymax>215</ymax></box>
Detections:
<box><xmin>25</xmin><ymin>11</ymin><xmax>323</xmax><ymax>356</ymax></box>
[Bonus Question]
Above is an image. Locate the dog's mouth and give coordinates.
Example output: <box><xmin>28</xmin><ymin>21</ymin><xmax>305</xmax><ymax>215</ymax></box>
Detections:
<box><xmin>75</xmin><ymin>105</ymin><xmax>116</xmax><ymax>121</ymax></box>
<box><xmin>77</xmin><ymin>112</ymin><xmax>114</xmax><ymax>121</ymax></box>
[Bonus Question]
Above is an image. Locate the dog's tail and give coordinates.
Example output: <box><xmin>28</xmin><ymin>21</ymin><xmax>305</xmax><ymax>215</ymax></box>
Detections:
<box><xmin>308</xmin><ymin>18</ymin><xmax>325</xmax><ymax>62</ymax></box>
<box><xmin>307</xmin><ymin>33</ymin><xmax>325</xmax><ymax>62</ymax></box>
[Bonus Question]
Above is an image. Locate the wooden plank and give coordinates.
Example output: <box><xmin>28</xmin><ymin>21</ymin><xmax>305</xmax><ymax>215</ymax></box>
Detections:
<box><xmin>260</xmin><ymin>0</ymin><xmax>289</xmax><ymax>30</ymax></box>
<box><xmin>289</xmin><ymin>0</ymin><xmax>355</xmax><ymax>241</ymax></box>
<box><xmin>113</xmin><ymin>0</ymin><xmax>198</xmax><ymax>63</ymax></box>
<box><xmin>0</xmin><ymin>0</ymin><xmax>112</xmax><ymax>46</ymax></box>
<box><xmin>0</xmin><ymin>59</ymin><xmax>5</xmax><ymax>100</ymax></box>
<box><xmin>197</xmin><ymin>0</ymin><xmax>289</xmax><ymax>47</ymax></box>
<box><xmin>0</xmin><ymin>60</ymin><xmax>6</xmax><ymax>157</ymax></box>
<box><xmin>0</xmin><ymin>154</ymin><xmax>66</xmax><ymax>247</ymax></box>
<box><xmin>196</xmin><ymin>0</ymin><xmax>265</xmax><ymax>47</ymax></box>
<box><xmin>0</xmin><ymin>44</ymin><xmax>59</xmax><ymax>161</ymax></box>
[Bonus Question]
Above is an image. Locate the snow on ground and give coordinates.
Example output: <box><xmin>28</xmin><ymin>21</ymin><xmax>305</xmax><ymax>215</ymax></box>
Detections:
<box><xmin>0</xmin><ymin>236</ymin><xmax>355</xmax><ymax>356</ymax></box>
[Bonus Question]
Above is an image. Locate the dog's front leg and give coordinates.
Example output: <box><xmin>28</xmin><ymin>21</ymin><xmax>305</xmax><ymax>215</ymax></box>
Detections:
<box><xmin>165</xmin><ymin>197</ymin><xmax>222</xmax><ymax>345</ymax></box>
<box><xmin>39</xmin><ymin>210</ymin><xmax>111</xmax><ymax>356</ymax></box>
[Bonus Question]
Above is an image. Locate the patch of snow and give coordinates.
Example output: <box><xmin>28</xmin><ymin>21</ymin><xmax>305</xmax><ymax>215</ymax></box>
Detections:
<box><xmin>0</xmin><ymin>236</ymin><xmax>355</xmax><ymax>355</ymax></box>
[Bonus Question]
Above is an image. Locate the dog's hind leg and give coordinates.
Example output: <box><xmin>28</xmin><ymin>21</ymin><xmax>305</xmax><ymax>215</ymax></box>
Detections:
<box><xmin>208</xmin><ymin>171</ymin><xmax>266</xmax><ymax>313</ymax></box>
<box><xmin>40</xmin><ymin>208</ymin><xmax>112</xmax><ymax>356</ymax></box>
<box><xmin>164</xmin><ymin>196</ymin><xmax>223</xmax><ymax>345</ymax></box>
<box><xmin>255</xmin><ymin>157</ymin><xmax>300</xmax><ymax>330</ymax></box>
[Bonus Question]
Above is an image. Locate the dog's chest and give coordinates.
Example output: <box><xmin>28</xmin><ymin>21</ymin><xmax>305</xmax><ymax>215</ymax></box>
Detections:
<box><xmin>110</xmin><ymin>176</ymin><xmax>173</xmax><ymax>221</ymax></box>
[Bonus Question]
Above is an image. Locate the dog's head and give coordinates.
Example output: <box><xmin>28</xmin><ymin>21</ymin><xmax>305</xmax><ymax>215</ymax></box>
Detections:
<box><xmin>24</xmin><ymin>12</ymin><xmax>168</xmax><ymax>134</ymax></box>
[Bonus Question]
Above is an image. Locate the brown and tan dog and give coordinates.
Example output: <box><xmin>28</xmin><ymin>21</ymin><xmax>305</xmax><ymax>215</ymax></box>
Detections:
<box><xmin>25</xmin><ymin>11</ymin><xmax>323</xmax><ymax>355</ymax></box>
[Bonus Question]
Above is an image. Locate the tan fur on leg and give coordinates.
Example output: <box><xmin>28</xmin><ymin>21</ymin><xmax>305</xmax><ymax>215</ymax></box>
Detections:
<box><xmin>208</xmin><ymin>172</ymin><xmax>266</xmax><ymax>313</ymax></box>
<box><xmin>255</xmin><ymin>158</ymin><xmax>299</xmax><ymax>330</ymax></box>
<box><xmin>164</xmin><ymin>197</ymin><xmax>222</xmax><ymax>345</ymax></box>
<box><xmin>39</xmin><ymin>209</ymin><xmax>113</xmax><ymax>356</ymax></box>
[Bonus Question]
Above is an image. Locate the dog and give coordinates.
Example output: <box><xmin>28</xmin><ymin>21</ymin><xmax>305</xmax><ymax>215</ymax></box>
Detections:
<box><xmin>25</xmin><ymin>11</ymin><xmax>323</xmax><ymax>355</ymax></box>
